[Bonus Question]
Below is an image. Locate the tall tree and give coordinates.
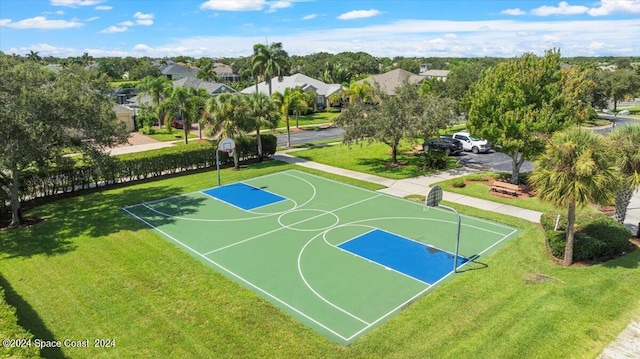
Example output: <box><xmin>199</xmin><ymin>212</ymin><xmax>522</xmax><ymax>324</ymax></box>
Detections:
<box><xmin>336</xmin><ymin>81</ymin><xmax>456</xmax><ymax>164</ymax></box>
<box><xmin>465</xmin><ymin>49</ymin><xmax>594</xmax><ymax>184</ymax></box>
<box><xmin>26</xmin><ymin>50</ymin><xmax>41</xmax><ymax>63</ymax></box>
<box><xmin>529</xmin><ymin>127</ymin><xmax>618</xmax><ymax>266</ymax></box>
<box><xmin>271</xmin><ymin>88</ymin><xmax>307</xmax><ymax>148</ymax></box>
<box><xmin>204</xmin><ymin>93</ymin><xmax>247</xmax><ymax>168</ymax></box>
<box><xmin>138</xmin><ymin>75</ymin><xmax>172</xmax><ymax>126</ymax></box>
<box><xmin>243</xmin><ymin>93</ymin><xmax>279</xmax><ymax>161</ymax></box>
<box><xmin>161</xmin><ymin>87</ymin><xmax>208</xmax><ymax>144</ymax></box>
<box><xmin>0</xmin><ymin>56</ymin><xmax>128</xmax><ymax>227</ymax></box>
<box><xmin>343</xmin><ymin>81</ymin><xmax>374</xmax><ymax>104</ymax></box>
<box><xmin>608</xmin><ymin>124</ymin><xmax>640</xmax><ymax>223</ymax></box>
<box><xmin>251</xmin><ymin>42</ymin><xmax>290</xmax><ymax>95</ymax></box>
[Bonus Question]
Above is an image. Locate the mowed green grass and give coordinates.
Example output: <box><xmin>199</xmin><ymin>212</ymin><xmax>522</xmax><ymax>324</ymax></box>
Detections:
<box><xmin>292</xmin><ymin>141</ymin><xmax>460</xmax><ymax>179</ymax></box>
<box><xmin>143</xmin><ymin>128</ymin><xmax>198</xmax><ymax>142</ymax></box>
<box><xmin>1</xmin><ymin>161</ymin><xmax>640</xmax><ymax>358</ymax></box>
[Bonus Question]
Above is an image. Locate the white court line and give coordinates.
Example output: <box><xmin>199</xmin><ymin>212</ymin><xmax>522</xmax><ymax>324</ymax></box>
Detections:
<box><xmin>297</xmin><ymin>231</ymin><xmax>372</xmax><ymax>326</ymax></box>
<box><xmin>286</xmin><ymin>169</ymin><xmax>518</xmax><ymax>233</ymax></box>
<box><xmin>203</xmin><ymin>194</ymin><xmax>382</xmax><ymax>255</ymax></box>
<box><xmin>121</xmin><ymin>207</ymin><xmax>353</xmax><ymax>342</ymax></box>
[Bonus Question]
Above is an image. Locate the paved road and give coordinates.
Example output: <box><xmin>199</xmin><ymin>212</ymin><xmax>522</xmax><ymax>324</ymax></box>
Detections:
<box><xmin>276</xmin><ymin>127</ymin><xmax>344</xmax><ymax>147</ymax></box>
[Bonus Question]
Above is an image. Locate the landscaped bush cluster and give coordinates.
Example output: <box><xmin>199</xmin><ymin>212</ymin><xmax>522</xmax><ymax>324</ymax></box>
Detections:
<box><xmin>11</xmin><ymin>134</ymin><xmax>276</xmax><ymax>204</ymax></box>
<box><xmin>451</xmin><ymin>178</ymin><xmax>466</xmax><ymax>188</ymax></box>
<box><xmin>465</xmin><ymin>173</ymin><xmax>490</xmax><ymax>182</ymax></box>
<box><xmin>541</xmin><ymin>211</ymin><xmax>631</xmax><ymax>262</ymax></box>
<box><xmin>422</xmin><ymin>151</ymin><xmax>447</xmax><ymax>170</ymax></box>
<box><xmin>0</xmin><ymin>288</ymin><xmax>39</xmax><ymax>358</ymax></box>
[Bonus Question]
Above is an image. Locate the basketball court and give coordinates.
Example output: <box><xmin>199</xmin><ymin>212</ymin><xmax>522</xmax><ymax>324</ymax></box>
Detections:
<box><xmin>123</xmin><ymin>170</ymin><xmax>519</xmax><ymax>344</ymax></box>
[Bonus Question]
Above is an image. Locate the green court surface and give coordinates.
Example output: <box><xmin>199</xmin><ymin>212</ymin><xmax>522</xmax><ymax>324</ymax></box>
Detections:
<box><xmin>123</xmin><ymin>170</ymin><xmax>519</xmax><ymax>344</ymax></box>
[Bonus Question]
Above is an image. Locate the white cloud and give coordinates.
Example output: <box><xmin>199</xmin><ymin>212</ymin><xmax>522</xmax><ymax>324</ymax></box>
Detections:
<box><xmin>588</xmin><ymin>0</ymin><xmax>640</xmax><ymax>16</ymax></box>
<box><xmin>85</xmin><ymin>16</ymin><xmax>99</xmax><ymax>22</ymax></box>
<box><xmin>501</xmin><ymin>8</ymin><xmax>526</xmax><ymax>16</ymax></box>
<box><xmin>0</xmin><ymin>16</ymin><xmax>83</xmax><ymax>29</ymax></box>
<box><xmin>337</xmin><ymin>9</ymin><xmax>381</xmax><ymax>20</ymax></box>
<box><xmin>100</xmin><ymin>25</ymin><xmax>127</xmax><ymax>33</ymax></box>
<box><xmin>50</xmin><ymin>0</ymin><xmax>103</xmax><ymax>7</ymax></box>
<box><xmin>302</xmin><ymin>13</ymin><xmax>316</xmax><ymax>20</ymax></box>
<box><xmin>531</xmin><ymin>2</ymin><xmax>589</xmax><ymax>16</ymax></box>
<box><xmin>200</xmin><ymin>0</ymin><xmax>266</xmax><ymax>11</ymax></box>
<box><xmin>267</xmin><ymin>1</ymin><xmax>293</xmax><ymax>13</ymax></box>
<box><xmin>133</xmin><ymin>12</ymin><xmax>154</xmax><ymax>26</ymax></box>
<box><xmin>95</xmin><ymin>5</ymin><xmax>112</xmax><ymax>10</ymax></box>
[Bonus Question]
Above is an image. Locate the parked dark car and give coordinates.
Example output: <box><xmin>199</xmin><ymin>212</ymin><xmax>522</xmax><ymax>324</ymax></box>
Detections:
<box><xmin>171</xmin><ymin>115</ymin><xmax>184</xmax><ymax>129</ymax></box>
<box><xmin>422</xmin><ymin>136</ymin><xmax>463</xmax><ymax>156</ymax></box>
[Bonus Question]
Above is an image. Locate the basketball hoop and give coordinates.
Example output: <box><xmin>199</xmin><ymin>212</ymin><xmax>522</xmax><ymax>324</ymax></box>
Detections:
<box><xmin>216</xmin><ymin>138</ymin><xmax>236</xmax><ymax>186</ymax></box>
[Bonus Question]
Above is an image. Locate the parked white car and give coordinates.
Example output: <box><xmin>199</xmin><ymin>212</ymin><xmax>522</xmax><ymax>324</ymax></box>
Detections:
<box><xmin>452</xmin><ymin>131</ymin><xmax>491</xmax><ymax>154</ymax></box>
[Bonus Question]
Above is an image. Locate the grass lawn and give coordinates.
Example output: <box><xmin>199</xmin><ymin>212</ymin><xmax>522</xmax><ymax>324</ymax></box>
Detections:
<box><xmin>275</xmin><ymin>111</ymin><xmax>339</xmax><ymax>129</ymax></box>
<box><xmin>292</xmin><ymin>141</ymin><xmax>460</xmax><ymax>179</ymax></box>
<box><xmin>143</xmin><ymin>128</ymin><xmax>198</xmax><ymax>142</ymax></box>
<box><xmin>2</xmin><ymin>161</ymin><xmax>640</xmax><ymax>358</ymax></box>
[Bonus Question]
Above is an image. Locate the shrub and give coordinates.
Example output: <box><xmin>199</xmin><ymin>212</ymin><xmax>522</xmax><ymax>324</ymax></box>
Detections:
<box><xmin>451</xmin><ymin>178</ymin><xmax>466</xmax><ymax>188</ymax></box>
<box><xmin>465</xmin><ymin>173</ymin><xmax>490</xmax><ymax>182</ymax></box>
<box><xmin>422</xmin><ymin>151</ymin><xmax>447</xmax><ymax>170</ymax></box>
<box><xmin>545</xmin><ymin>214</ymin><xmax>631</xmax><ymax>262</ymax></box>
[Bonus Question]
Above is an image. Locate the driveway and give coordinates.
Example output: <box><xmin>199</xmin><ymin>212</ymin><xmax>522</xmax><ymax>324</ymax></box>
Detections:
<box><xmin>456</xmin><ymin>150</ymin><xmax>534</xmax><ymax>173</ymax></box>
<box><xmin>275</xmin><ymin>127</ymin><xmax>344</xmax><ymax>147</ymax></box>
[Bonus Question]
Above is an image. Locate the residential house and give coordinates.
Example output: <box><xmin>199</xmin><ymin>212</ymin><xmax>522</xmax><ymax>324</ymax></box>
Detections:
<box><xmin>213</xmin><ymin>63</ymin><xmax>239</xmax><ymax>82</ymax></box>
<box><xmin>240</xmin><ymin>73</ymin><xmax>343</xmax><ymax>109</ymax></box>
<box><xmin>161</xmin><ymin>63</ymin><xmax>198</xmax><ymax>80</ymax></box>
<box><xmin>420</xmin><ymin>69</ymin><xmax>450</xmax><ymax>82</ymax></box>
<box><xmin>358</xmin><ymin>68</ymin><xmax>426</xmax><ymax>95</ymax></box>
<box><xmin>113</xmin><ymin>104</ymin><xmax>136</xmax><ymax>132</ymax></box>
<box><xmin>126</xmin><ymin>78</ymin><xmax>236</xmax><ymax>108</ymax></box>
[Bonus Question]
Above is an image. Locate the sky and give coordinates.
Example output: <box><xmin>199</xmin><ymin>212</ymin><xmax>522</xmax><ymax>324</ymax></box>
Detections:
<box><xmin>0</xmin><ymin>0</ymin><xmax>639</xmax><ymax>59</ymax></box>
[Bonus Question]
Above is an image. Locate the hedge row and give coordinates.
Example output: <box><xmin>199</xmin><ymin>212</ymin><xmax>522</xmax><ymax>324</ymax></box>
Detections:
<box><xmin>541</xmin><ymin>211</ymin><xmax>631</xmax><ymax>261</ymax></box>
<box><xmin>0</xmin><ymin>287</ymin><xmax>40</xmax><ymax>358</ymax></box>
<box><xmin>2</xmin><ymin>134</ymin><xmax>276</xmax><ymax>208</ymax></box>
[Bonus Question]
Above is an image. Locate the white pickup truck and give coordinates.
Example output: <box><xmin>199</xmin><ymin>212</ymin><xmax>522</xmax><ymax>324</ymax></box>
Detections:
<box><xmin>452</xmin><ymin>131</ymin><xmax>491</xmax><ymax>154</ymax></box>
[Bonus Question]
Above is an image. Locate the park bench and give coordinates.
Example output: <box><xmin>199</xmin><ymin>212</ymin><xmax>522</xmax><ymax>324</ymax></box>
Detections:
<box><xmin>491</xmin><ymin>181</ymin><xmax>520</xmax><ymax>196</ymax></box>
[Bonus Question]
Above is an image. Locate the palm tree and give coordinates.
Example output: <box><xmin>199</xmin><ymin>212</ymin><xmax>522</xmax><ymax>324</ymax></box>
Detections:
<box><xmin>272</xmin><ymin>88</ymin><xmax>308</xmax><ymax>148</ymax></box>
<box><xmin>161</xmin><ymin>87</ymin><xmax>206</xmax><ymax>144</ymax></box>
<box><xmin>243</xmin><ymin>93</ymin><xmax>279</xmax><ymax>161</ymax></box>
<box><xmin>343</xmin><ymin>81</ymin><xmax>374</xmax><ymax>104</ymax></box>
<box><xmin>251</xmin><ymin>42</ymin><xmax>290</xmax><ymax>95</ymax></box>
<box><xmin>608</xmin><ymin>124</ymin><xmax>640</xmax><ymax>223</ymax></box>
<box><xmin>204</xmin><ymin>93</ymin><xmax>247</xmax><ymax>168</ymax></box>
<box><xmin>197</xmin><ymin>62</ymin><xmax>219</xmax><ymax>83</ymax></box>
<box><xmin>529</xmin><ymin>127</ymin><xmax>619</xmax><ymax>266</ymax></box>
<box><xmin>26</xmin><ymin>50</ymin><xmax>41</xmax><ymax>63</ymax></box>
<box><xmin>138</xmin><ymin>76</ymin><xmax>172</xmax><ymax>127</ymax></box>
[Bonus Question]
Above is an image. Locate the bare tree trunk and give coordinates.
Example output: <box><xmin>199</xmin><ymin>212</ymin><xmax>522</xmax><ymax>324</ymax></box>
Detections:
<box><xmin>256</xmin><ymin>128</ymin><xmax>263</xmax><ymax>162</ymax></box>
<box><xmin>510</xmin><ymin>151</ymin><xmax>525</xmax><ymax>184</ymax></box>
<box><xmin>233</xmin><ymin>150</ymin><xmax>239</xmax><ymax>169</ymax></box>
<box><xmin>9</xmin><ymin>165</ymin><xmax>22</xmax><ymax>227</ymax></box>
<box><xmin>286</xmin><ymin>115</ymin><xmax>291</xmax><ymax>148</ymax></box>
<box><xmin>613</xmin><ymin>187</ymin><xmax>634</xmax><ymax>223</ymax></box>
<box><xmin>563</xmin><ymin>201</ymin><xmax>577</xmax><ymax>266</ymax></box>
<box><xmin>391</xmin><ymin>144</ymin><xmax>398</xmax><ymax>164</ymax></box>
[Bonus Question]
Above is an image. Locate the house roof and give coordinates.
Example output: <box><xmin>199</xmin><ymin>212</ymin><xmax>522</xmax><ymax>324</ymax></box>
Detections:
<box><xmin>172</xmin><ymin>77</ymin><xmax>237</xmax><ymax>94</ymax></box>
<box><xmin>358</xmin><ymin>68</ymin><xmax>426</xmax><ymax>95</ymax></box>
<box><xmin>420</xmin><ymin>69</ymin><xmax>450</xmax><ymax>78</ymax></box>
<box><xmin>240</xmin><ymin>73</ymin><xmax>343</xmax><ymax>97</ymax></box>
<box><xmin>161</xmin><ymin>63</ymin><xmax>198</xmax><ymax>76</ymax></box>
<box><xmin>113</xmin><ymin>104</ymin><xmax>134</xmax><ymax>114</ymax></box>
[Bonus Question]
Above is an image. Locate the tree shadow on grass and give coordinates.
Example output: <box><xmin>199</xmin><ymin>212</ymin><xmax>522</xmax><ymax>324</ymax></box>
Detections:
<box><xmin>0</xmin><ymin>184</ymin><xmax>207</xmax><ymax>259</ymax></box>
<box><xmin>0</xmin><ymin>273</ymin><xmax>67</xmax><ymax>359</ymax></box>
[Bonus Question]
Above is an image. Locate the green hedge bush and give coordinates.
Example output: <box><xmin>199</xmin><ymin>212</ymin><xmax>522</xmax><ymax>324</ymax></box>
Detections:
<box><xmin>422</xmin><ymin>151</ymin><xmax>447</xmax><ymax>170</ymax></box>
<box><xmin>544</xmin><ymin>213</ymin><xmax>631</xmax><ymax>262</ymax></box>
<box><xmin>11</xmin><ymin>134</ymin><xmax>277</xmax><ymax>204</ymax></box>
<box><xmin>0</xmin><ymin>288</ymin><xmax>40</xmax><ymax>358</ymax></box>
